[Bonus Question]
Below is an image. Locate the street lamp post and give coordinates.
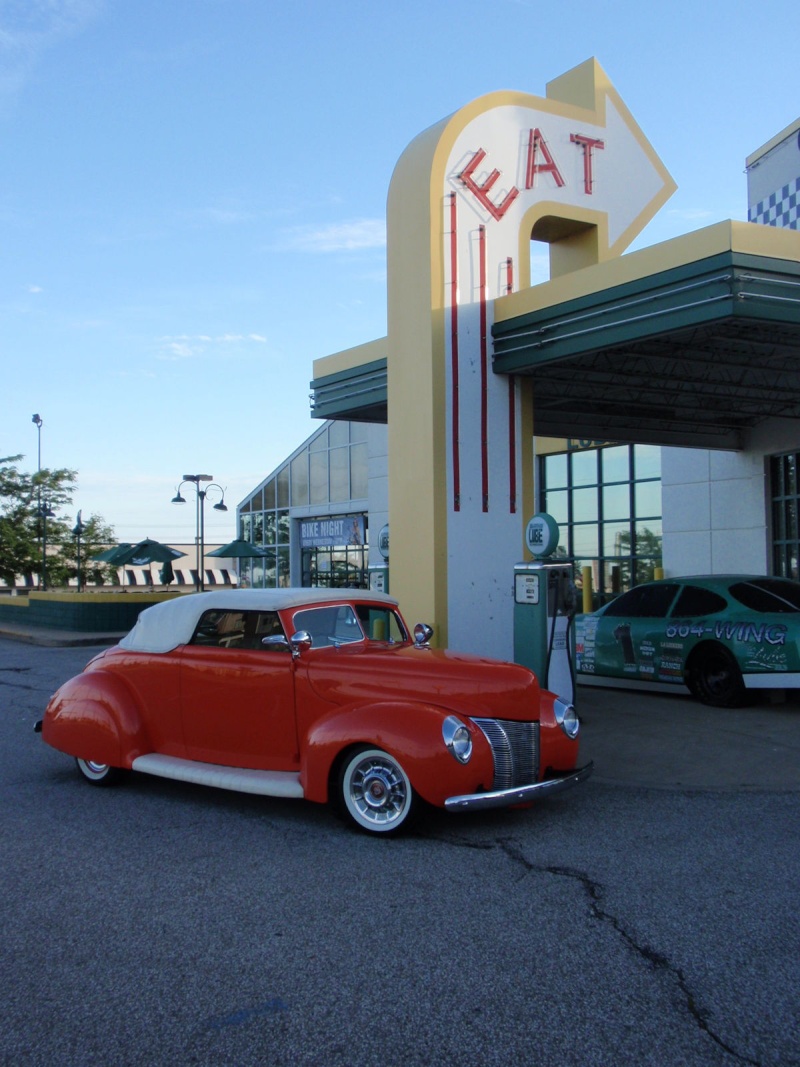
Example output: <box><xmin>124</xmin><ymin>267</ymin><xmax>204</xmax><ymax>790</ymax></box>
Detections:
<box><xmin>73</xmin><ymin>511</ymin><xmax>84</xmax><ymax>593</ymax></box>
<box><xmin>40</xmin><ymin>498</ymin><xmax>54</xmax><ymax>591</ymax></box>
<box><xmin>31</xmin><ymin>414</ymin><xmax>43</xmax><ymax>589</ymax></box>
<box><xmin>171</xmin><ymin>475</ymin><xmax>227</xmax><ymax>592</ymax></box>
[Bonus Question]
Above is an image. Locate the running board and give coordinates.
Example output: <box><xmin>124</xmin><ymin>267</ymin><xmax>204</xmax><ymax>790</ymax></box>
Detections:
<box><xmin>131</xmin><ymin>754</ymin><xmax>304</xmax><ymax>799</ymax></box>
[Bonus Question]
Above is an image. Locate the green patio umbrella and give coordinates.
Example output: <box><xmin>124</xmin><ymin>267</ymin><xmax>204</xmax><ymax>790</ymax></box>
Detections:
<box><xmin>91</xmin><ymin>543</ymin><xmax>134</xmax><ymax>563</ymax></box>
<box><xmin>207</xmin><ymin>539</ymin><xmax>268</xmax><ymax>559</ymax></box>
<box><xmin>104</xmin><ymin>538</ymin><xmax>187</xmax><ymax>567</ymax></box>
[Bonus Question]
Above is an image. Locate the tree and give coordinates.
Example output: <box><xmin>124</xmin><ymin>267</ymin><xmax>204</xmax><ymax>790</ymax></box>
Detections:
<box><xmin>50</xmin><ymin>513</ymin><xmax>118</xmax><ymax>588</ymax></box>
<box><xmin>614</xmin><ymin>526</ymin><xmax>663</xmax><ymax>589</ymax></box>
<box><xmin>0</xmin><ymin>454</ymin><xmax>116</xmax><ymax>588</ymax></box>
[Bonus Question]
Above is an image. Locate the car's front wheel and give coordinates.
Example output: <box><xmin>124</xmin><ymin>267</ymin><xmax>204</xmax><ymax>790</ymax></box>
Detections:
<box><xmin>338</xmin><ymin>746</ymin><xmax>416</xmax><ymax>834</ymax></box>
<box><xmin>75</xmin><ymin>758</ymin><xmax>126</xmax><ymax>787</ymax></box>
<box><xmin>687</xmin><ymin>645</ymin><xmax>746</xmax><ymax>707</ymax></box>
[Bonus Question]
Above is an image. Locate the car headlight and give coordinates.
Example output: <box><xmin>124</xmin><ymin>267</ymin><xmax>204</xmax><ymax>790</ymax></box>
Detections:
<box><xmin>442</xmin><ymin>716</ymin><xmax>473</xmax><ymax>763</ymax></box>
<box><xmin>554</xmin><ymin>698</ymin><xmax>579</xmax><ymax>740</ymax></box>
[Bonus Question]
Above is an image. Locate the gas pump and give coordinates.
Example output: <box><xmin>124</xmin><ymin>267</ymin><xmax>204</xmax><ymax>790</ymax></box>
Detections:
<box><xmin>368</xmin><ymin>564</ymin><xmax>389</xmax><ymax>594</ymax></box>
<box><xmin>513</xmin><ymin>513</ymin><xmax>578</xmax><ymax>704</ymax></box>
<box><xmin>368</xmin><ymin>523</ymin><xmax>390</xmax><ymax>593</ymax></box>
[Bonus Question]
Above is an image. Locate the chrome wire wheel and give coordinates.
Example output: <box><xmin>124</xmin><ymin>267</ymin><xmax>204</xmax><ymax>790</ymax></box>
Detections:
<box><xmin>75</xmin><ymin>758</ymin><xmax>124</xmax><ymax>787</ymax></box>
<box><xmin>339</xmin><ymin>747</ymin><xmax>415</xmax><ymax>834</ymax></box>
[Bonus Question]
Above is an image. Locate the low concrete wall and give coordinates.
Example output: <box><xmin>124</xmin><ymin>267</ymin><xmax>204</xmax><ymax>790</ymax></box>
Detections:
<box><xmin>0</xmin><ymin>592</ymin><xmax>184</xmax><ymax>632</ymax></box>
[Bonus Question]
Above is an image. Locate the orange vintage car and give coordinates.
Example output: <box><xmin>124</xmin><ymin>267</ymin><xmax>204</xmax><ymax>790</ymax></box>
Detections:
<box><xmin>36</xmin><ymin>589</ymin><xmax>591</xmax><ymax>834</ymax></box>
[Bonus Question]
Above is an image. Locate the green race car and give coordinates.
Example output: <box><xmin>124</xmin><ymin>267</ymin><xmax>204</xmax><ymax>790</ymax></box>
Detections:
<box><xmin>575</xmin><ymin>575</ymin><xmax>800</xmax><ymax>707</ymax></box>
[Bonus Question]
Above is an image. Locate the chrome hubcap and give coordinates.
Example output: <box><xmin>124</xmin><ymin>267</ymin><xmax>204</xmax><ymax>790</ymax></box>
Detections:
<box><xmin>350</xmin><ymin>757</ymin><xmax>407</xmax><ymax>825</ymax></box>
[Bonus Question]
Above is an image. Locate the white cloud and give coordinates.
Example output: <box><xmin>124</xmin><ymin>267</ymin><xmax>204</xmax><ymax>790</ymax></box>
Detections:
<box><xmin>278</xmin><ymin>218</ymin><xmax>386</xmax><ymax>253</ymax></box>
<box><xmin>161</xmin><ymin>340</ymin><xmax>198</xmax><ymax>361</ymax></box>
<box><xmin>157</xmin><ymin>333</ymin><xmax>269</xmax><ymax>361</ymax></box>
<box><xmin>0</xmin><ymin>1</ymin><xmax>103</xmax><ymax>100</ymax></box>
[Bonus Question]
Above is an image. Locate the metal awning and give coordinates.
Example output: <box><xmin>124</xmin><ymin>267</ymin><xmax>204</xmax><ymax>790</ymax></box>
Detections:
<box><xmin>310</xmin><ymin>357</ymin><xmax>388</xmax><ymax>423</ymax></box>
<box><xmin>308</xmin><ymin>225</ymin><xmax>800</xmax><ymax>449</ymax></box>
<box><xmin>493</xmin><ymin>246</ymin><xmax>800</xmax><ymax>450</ymax></box>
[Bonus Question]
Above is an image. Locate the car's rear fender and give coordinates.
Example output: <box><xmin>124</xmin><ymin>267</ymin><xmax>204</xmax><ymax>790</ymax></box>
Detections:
<box><xmin>42</xmin><ymin>671</ymin><xmax>149</xmax><ymax>768</ymax></box>
<box><xmin>301</xmin><ymin>701</ymin><xmax>495</xmax><ymax>806</ymax></box>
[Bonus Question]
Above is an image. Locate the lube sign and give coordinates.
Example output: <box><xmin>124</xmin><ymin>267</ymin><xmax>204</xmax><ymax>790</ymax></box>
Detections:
<box><xmin>525</xmin><ymin>513</ymin><xmax>560</xmax><ymax>558</ymax></box>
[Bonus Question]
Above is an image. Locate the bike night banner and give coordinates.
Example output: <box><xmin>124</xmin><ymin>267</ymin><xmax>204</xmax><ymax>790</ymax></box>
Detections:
<box><xmin>300</xmin><ymin>515</ymin><xmax>366</xmax><ymax>549</ymax></box>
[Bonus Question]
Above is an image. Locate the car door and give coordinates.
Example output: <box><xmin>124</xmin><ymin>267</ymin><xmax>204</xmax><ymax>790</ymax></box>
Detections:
<box><xmin>178</xmin><ymin>608</ymin><xmax>299</xmax><ymax>770</ymax></box>
<box><xmin>595</xmin><ymin>583</ymin><xmax>680</xmax><ymax>680</ymax></box>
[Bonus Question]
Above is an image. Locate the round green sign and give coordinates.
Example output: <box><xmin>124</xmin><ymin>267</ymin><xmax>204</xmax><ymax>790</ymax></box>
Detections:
<box><xmin>525</xmin><ymin>512</ymin><xmax>560</xmax><ymax>557</ymax></box>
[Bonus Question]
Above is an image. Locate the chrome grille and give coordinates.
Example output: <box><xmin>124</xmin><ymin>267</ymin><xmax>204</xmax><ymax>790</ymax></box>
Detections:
<box><xmin>471</xmin><ymin>718</ymin><xmax>540</xmax><ymax>790</ymax></box>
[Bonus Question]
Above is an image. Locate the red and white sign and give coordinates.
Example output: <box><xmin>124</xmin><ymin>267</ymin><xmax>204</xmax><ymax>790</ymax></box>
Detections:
<box><xmin>447</xmin><ymin>93</ymin><xmax>673</xmax><ymax>255</ymax></box>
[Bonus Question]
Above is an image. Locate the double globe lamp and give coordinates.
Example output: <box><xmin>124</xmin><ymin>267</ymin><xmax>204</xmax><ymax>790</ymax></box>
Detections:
<box><xmin>171</xmin><ymin>474</ymin><xmax>227</xmax><ymax>592</ymax></box>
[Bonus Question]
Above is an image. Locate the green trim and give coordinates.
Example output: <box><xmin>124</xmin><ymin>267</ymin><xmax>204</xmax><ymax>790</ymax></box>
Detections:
<box><xmin>492</xmin><ymin>247</ymin><xmax>800</xmax><ymax>451</ymax></box>
<box><xmin>310</xmin><ymin>358</ymin><xmax>388</xmax><ymax>422</ymax></box>
<box><xmin>493</xmin><ymin>251</ymin><xmax>800</xmax><ymax>374</ymax></box>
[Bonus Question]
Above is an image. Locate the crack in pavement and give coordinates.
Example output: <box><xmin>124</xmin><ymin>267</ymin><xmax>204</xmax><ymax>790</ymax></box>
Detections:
<box><xmin>496</xmin><ymin>837</ymin><xmax>761</xmax><ymax>1067</ymax></box>
<box><xmin>0</xmin><ymin>667</ymin><xmax>39</xmax><ymax>691</ymax></box>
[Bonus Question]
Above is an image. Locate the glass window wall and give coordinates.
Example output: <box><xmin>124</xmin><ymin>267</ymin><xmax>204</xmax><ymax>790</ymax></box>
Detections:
<box><xmin>770</xmin><ymin>451</ymin><xmax>800</xmax><ymax>579</ymax></box>
<box><xmin>540</xmin><ymin>443</ymin><xmax>662</xmax><ymax>607</ymax></box>
<box><xmin>238</xmin><ymin>421</ymin><xmax>370</xmax><ymax>588</ymax></box>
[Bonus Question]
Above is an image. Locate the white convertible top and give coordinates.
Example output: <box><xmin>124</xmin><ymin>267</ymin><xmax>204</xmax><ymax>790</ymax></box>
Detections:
<box><xmin>118</xmin><ymin>588</ymin><xmax>399</xmax><ymax>654</ymax></box>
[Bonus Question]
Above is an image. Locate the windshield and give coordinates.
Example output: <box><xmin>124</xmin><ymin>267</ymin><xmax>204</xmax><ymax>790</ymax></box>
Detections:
<box><xmin>354</xmin><ymin>604</ymin><xmax>408</xmax><ymax>644</ymax></box>
<box><xmin>291</xmin><ymin>602</ymin><xmax>409</xmax><ymax>647</ymax></box>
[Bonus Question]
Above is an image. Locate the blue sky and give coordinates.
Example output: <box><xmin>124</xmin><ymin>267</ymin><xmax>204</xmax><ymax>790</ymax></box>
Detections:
<box><xmin>1</xmin><ymin>0</ymin><xmax>795</xmax><ymax>544</ymax></box>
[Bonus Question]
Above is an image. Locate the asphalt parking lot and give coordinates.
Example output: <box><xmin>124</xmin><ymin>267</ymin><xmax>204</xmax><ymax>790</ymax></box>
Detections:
<box><xmin>578</xmin><ymin>680</ymin><xmax>800</xmax><ymax>792</ymax></box>
<box><xmin>2</xmin><ymin>633</ymin><xmax>799</xmax><ymax>1067</ymax></box>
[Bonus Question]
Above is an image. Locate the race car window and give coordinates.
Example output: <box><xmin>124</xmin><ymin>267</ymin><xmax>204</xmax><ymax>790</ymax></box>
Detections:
<box><xmin>602</xmin><ymin>582</ymin><xmax>679</xmax><ymax>618</ymax></box>
<box><xmin>729</xmin><ymin>579</ymin><xmax>800</xmax><ymax>613</ymax></box>
<box><xmin>669</xmin><ymin>586</ymin><xmax>727</xmax><ymax>618</ymax></box>
<box><xmin>292</xmin><ymin>605</ymin><xmax>364</xmax><ymax>647</ymax></box>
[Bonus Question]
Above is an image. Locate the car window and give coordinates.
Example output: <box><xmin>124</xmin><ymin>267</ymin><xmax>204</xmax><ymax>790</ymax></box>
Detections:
<box><xmin>602</xmin><ymin>583</ymin><xmax>679</xmax><ymax>618</ymax></box>
<box><xmin>729</xmin><ymin>579</ymin><xmax>800</xmax><ymax>613</ymax></box>
<box><xmin>670</xmin><ymin>586</ymin><xmax>728</xmax><ymax>617</ymax></box>
<box><xmin>292</xmin><ymin>605</ymin><xmax>364</xmax><ymax>647</ymax></box>
<box><xmin>252</xmin><ymin>612</ymin><xmax>288</xmax><ymax>648</ymax></box>
<box><xmin>190</xmin><ymin>609</ymin><xmax>287</xmax><ymax>650</ymax></box>
<box><xmin>354</xmin><ymin>604</ymin><xmax>408</xmax><ymax>643</ymax></box>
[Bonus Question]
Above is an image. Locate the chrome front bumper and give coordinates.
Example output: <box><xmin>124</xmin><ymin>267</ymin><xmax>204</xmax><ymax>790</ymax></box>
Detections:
<box><xmin>444</xmin><ymin>762</ymin><xmax>593</xmax><ymax>812</ymax></box>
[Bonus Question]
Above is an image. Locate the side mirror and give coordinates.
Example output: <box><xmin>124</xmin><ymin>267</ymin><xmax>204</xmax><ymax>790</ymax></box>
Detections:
<box><xmin>413</xmin><ymin>623</ymin><xmax>434</xmax><ymax>647</ymax></box>
<box><xmin>261</xmin><ymin>634</ymin><xmax>290</xmax><ymax>651</ymax></box>
<box><xmin>290</xmin><ymin>630</ymin><xmax>313</xmax><ymax>657</ymax></box>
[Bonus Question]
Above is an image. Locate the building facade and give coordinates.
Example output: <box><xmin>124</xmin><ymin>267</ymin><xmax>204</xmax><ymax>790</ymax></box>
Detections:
<box><xmin>236</xmin><ymin>420</ymin><xmax>387</xmax><ymax>590</ymax></box>
<box><xmin>650</xmin><ymin>117</ymin><xmax>800</xmax><ymax>583</ymax></box>
<box><xmin>239</xmin><ymin>64</ymin><xmax>800</xmax><ymax>659</ymax></box>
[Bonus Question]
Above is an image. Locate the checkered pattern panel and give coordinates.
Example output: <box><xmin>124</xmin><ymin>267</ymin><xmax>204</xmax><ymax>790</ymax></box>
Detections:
<box><xmin>749</xmin><ymin>177</ymin><xmax>800</xmax><ymax>229</ymax></box>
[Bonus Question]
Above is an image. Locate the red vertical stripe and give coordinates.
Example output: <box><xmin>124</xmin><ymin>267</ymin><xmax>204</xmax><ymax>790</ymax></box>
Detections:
<box><xmin>508</xmin><ymin>376</ymin><xmax>516</xmax><ymax>513</ymax></box>
<box><xmin>449</xmin><ymin>194</ymin><xmax>460</xmax><ymax>512</ymax></box>
<box><xmin>506</xmin><ymin>259</ymin><xmax>516</xmax><ymax>512</ymax></box>
<box><xmin>479</xmin><ymin>225</ymin><xmax>489</xmax><ymax>512</ymax></box>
